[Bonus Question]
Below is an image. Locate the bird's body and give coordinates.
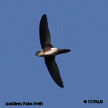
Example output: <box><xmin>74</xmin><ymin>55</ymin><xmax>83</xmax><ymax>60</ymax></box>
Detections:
<box><xmin>36</xmin><ymin>48</ymin><xmax>58</xmax><ymax>57</ymax></box>
<box><xmin>35</xmin><ymin>14</ymin><xmax>71</xmax><ymax>88</ymax></box>
<box><xmin>36</xmin><ymin>47</ymin><xmax>70</xmax><ymax>57</ymax></box>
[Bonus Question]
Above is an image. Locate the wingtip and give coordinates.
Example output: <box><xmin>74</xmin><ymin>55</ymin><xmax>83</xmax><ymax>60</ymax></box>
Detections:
<box><xmin>42</xmin><ymin>14</ymin><xmax>47</xmax><ymax>18</ymax></box>
<box><xmin>56</xmin><ymin>80</ymin><xmax>64</xmax><ymax>88</ymax></box>
<box><xmin>40</xmin><ymin>14</ymin><xmax>47</xmax><ymax>23</ymax></box>
<box><xmin>59</xmin><ymin>84</ymin><xmax>64</xmax><ymax>88</ymax></box>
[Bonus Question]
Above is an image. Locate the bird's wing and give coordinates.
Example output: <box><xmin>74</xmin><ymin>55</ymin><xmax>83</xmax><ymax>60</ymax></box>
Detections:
<box><xmin>44</xmin><ymin>56</ymin><xmax>64</xmax><ymax>88</ymax></box>
<box><xmin>39</xmin><ymin>14</ymin><xmax>53</xmax><ymax>49</ymax></box>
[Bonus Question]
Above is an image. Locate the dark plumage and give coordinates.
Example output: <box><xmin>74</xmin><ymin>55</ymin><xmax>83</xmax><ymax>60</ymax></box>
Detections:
<box><xmin>36</xmin><ymin>14</ymin><xmax>71</xmax><ymax>88</ymax></box>
<box><xmin>39</xmin><ymin>14</ymin><xmax>53</xmax><ymax>49</ymax></box>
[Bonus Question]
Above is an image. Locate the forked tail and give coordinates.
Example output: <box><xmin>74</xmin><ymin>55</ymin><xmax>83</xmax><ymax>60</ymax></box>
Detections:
<box><xmin>57</xmin><ymin>49</ymin><xmax>71</xmax><ymax>55</ymax></box>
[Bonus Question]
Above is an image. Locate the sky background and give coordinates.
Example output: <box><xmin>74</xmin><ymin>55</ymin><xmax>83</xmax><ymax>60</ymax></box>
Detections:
<box><xmin>0</xmin><ymin>0</ymin><xmax>108</xmax><ymax>108</ymax></box>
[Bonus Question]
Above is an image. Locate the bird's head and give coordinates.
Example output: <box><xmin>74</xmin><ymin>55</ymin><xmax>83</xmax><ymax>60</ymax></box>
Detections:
<box><xmin>35</xmin><ymin>51</ymin><xmax>43</xmax><ymax>57</ymax></box>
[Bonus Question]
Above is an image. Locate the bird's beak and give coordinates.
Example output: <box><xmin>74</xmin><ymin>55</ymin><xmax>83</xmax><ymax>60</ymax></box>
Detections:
<box><xmin>35</xmin><ymin>52</ymin><xmax>38</xmax><ymax>56</ymax></box>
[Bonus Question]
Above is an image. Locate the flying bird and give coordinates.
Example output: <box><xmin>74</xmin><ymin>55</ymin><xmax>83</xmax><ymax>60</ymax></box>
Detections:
<box><xmin>35</xmin><ymin>14</ymin><xmax>71</xmax><ymax>88</ymax></box>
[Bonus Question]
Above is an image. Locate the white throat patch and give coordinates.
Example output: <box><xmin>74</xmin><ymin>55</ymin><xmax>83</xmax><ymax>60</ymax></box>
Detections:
<box><xmin>44</xmin><ymin>48</ymin><xmax>58</xmax><ymax>55</ymax></box>
<box><xmin>51</xmin><ymin>48</ymin><xmax>58</xmax><ymax>52</ymax></box>
<box><xmin>37</xmin><ymin>48</ymin><xmax>58</xmax><ymax>57</ymax></box>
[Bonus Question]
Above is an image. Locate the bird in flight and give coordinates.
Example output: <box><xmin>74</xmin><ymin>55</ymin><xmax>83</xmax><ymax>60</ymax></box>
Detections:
<box><xmin>35</xmin><ymin>14</ymin><xmax>71</xmax><ymax>88</ymax></box>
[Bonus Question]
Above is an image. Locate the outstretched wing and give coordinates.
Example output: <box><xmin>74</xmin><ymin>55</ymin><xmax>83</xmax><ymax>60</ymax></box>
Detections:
<box><xmin>44</xmin><ymin>57</ymin><xmax>64</xmax><ymax>88</ymax></box>
<box><xmin>39</xmin><ymin>14</ymin><xmax>53</xmax><ymax>49</ymax></box>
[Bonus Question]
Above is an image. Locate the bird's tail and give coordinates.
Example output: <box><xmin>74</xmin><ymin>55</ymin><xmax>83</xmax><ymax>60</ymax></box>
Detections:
<box><xmin>57</xmin><ymin>49</ymin><xmax>71</xmax><ymax>55</ymax></box>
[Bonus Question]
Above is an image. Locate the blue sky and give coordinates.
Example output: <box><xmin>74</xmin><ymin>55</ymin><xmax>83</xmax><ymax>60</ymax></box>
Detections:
<box><xmin>0</xmin><ymin>0</ymin><xmax>108</xmax><ymax>108</ymax></box>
